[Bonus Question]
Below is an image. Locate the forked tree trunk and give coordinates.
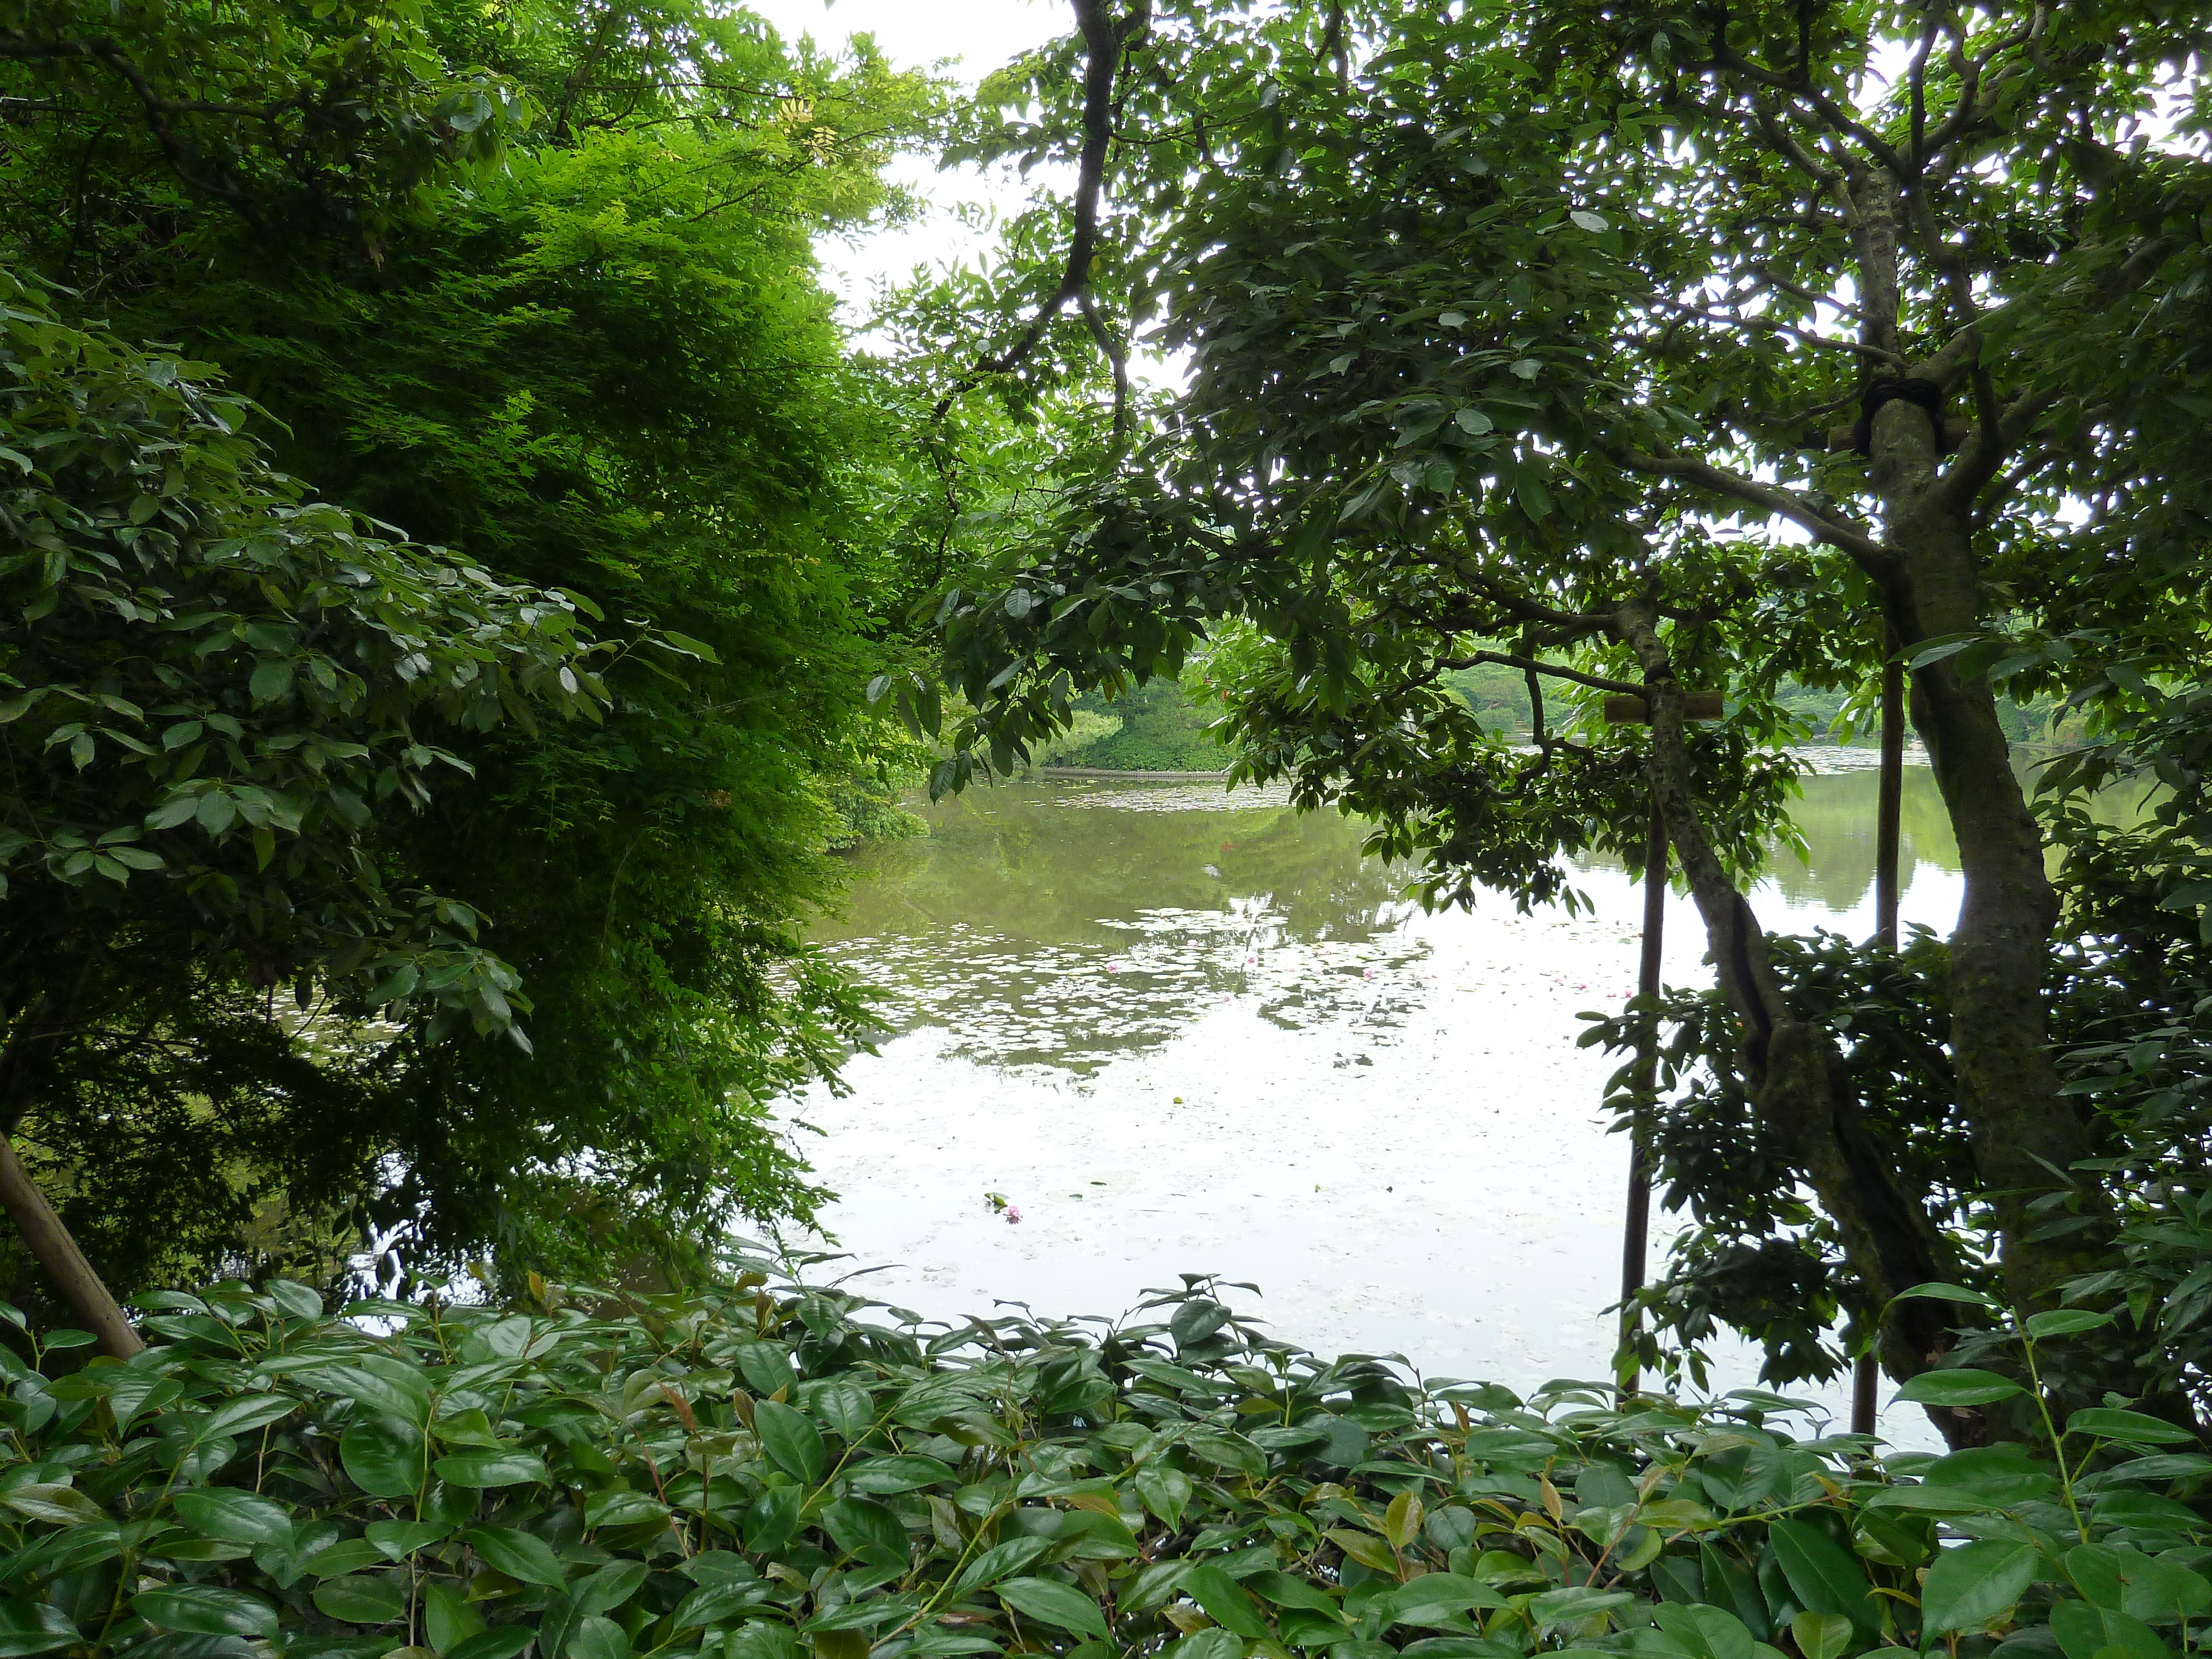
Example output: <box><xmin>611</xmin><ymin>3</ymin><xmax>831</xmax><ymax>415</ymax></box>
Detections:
<box><xmin>1614</xmin><ymin>602</ymin><xmax>1966</xmax><ymax>1434</ymax></box>
<box><xmin>1866</xmin><ymin>400</ymin><xmax>2097</xmax><ymax>1314</ymax></box>
<box><xmin>1845</xmin><ymin>179</ymin><xmax>2099</xmax><ymax>1319</ymax></box>
<box><xmin>0</xmin><ymin>1137</ymin><xmax>142</xmax><ymax>1359</ymax></box>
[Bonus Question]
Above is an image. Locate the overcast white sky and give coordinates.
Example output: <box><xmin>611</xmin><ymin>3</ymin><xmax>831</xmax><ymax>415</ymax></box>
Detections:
<box><xmin>746</xmin><ymin>0</ymin><xmax>1073</xmax><ymax>321</ymax></box>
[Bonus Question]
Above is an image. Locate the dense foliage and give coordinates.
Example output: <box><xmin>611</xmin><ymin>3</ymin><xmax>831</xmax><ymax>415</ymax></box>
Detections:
<box><xmin>5</xmin><ymin>1267</ymin><xmax>2212</xmax><ymax>1659</ymax></box>
<box><xmin>0</xmin><ymin>273</ymin><xmax>636</xmax><ymax>1300</ymax></box>
<box><xmin>0</xmin><ymin>0</ymin><xmax>945</xmax><ymax>1311</ymax></box>
<box><xmin>0</xmin><ymin>274</ymin><xmax>613</xmax><ymax>1041</ymax></box>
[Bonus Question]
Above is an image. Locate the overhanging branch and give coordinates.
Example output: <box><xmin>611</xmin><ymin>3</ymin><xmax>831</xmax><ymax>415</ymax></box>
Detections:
<box><xmin>1611</xmin><ymin>446</ymin><xmax>1885</xmax><ymax>567</ymax></box>
<box><xmin>930</xmin><ymin>0</ymin><xmax>1121</xmax><ymax>421</ymax></box>
<box><xmin>1433</xmin><ymin>650</ymin><xmax>1645</xmax><ymax>697</ymax></box>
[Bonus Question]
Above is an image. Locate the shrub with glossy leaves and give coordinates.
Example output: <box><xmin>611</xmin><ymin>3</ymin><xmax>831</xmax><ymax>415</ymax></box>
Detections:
<box><xmin>1</xmin><ymin>1263</ymin><xmax>2208</xmax><ymax>1659</ymax></box>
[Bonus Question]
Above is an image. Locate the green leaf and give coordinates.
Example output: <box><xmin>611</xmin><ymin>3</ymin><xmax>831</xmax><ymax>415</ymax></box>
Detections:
<box><xmin>1921</xmin><ymin>1540</ymin><xmax>2040</xmax><ymax>1633</ymax></box>
<box><xmin>302</xmin><ymin>1539</ymin><xmax>388</xmax><ymax>1579</ymax></box>
<box><xmin>2109</xmin><ymin>1455</ymin><xmax>2212</xmax><ymax>1484</ymax></box>
<box><xmin>754</xmin><ymin>1397</ymin><xmax>826</xmax><ymax>1485</ymax></box>
<box><xmin>0</xmin><ymin>1484</ymin><xmax>102</xmax><ymax>1526</ymax></box>
<box><xmin>671</xmin><ymin>1578</ymin><xmax>775</xmax><ymax>1632</ymax></box>
<box><xmin>1902</xmin><ymin>638</ymin><xmax>1984</xmax><ymax>673</ymax></box>
<box><xmin>1248</xmin><ymin>1572</ymin><xmax>1344</xmax><ymax>1620</ymax></box>
<box><xmin>582</xmin><ymin>1488</ymin><xmax>670</xmax><ymax>1532</ymax></box>
<box><xmin>1920</xmin><ymin>1446</ymin><xmax>2057</xmax><ymax>1506</ymax></box>
<box><xmin>267</xmin><ymin>1280</ymin><xmax>324</xmax><ymax>1319</ymax></box>
<box><xmin>1897</xmin><ymin>1370</ymin><xmax>2024</xmax><ymax>1406</ymax></box>
<box><xmin>1383</xmin><ymin>1573</ymin><xmax>1510</xmax><ymax>1624</ymax></box>
<box><xmin>2068</xmin><ymin>1543</ymin><xmax>2212</xmax><ymax>1623</ymax></box>
<box><xmin>341</xmin><ymin>1418</ymin><xmax>429</xmax><ymax>1497</ymax></box>
<box><xmin>654</xmin><ymin>630</ymin><xmax>721</xmax><ymax>665</ymax></box>
<box><xmin>0</xmin><ymin>1600</ymin><xmax>79</xmax><ymax>1659</ymax></box>
<box><xmin>573</xmin><ymin>1560</ymin><xmax>649</xmax><ymax>1618</ymax></box>
<box><xmin>463</xmin><ymin>1525</ymin><xmax>570</xmax><ymax>1590</ymax></box>
<box><xmin>805</xmin><ymin>1378</ymin><xmax>874</xmax><ymax>1438</ymax></box>
<box><xmin>1653</xmin><ymin>1601</ymin><xmax>1754</xmax><ymax>1659</ymax></box>
<box><xmin>1133</xmin><ymin>1464</ymin><xmax>1192</xmax><ymax>1529</ymax></box>
<box><xmin>1531</xmin><ymin>1587</ymin><xmax>1633</xmax><ymax>1633</ymax></box>
<box><xmin>1790</xmin><ymin>1611</ymin><xmax>1852</xmax><ymax>1659</ymax></box>
<box><xmin>1182</xmin><ymin>1564</ymin><xmax>1268</xmax><ymax>1639</ymax></box>
<box><xmin>300</xmin><ymin>1359</ymin><xmax>431</xmax><ymax>1425</ymax></box>
<box><xmin>2091</xmin><ymin>1490</ymin><xmax>2206</xmax><ymax>1531</ymax></box>
<box><xmin>448</xmin><ymin>1627</ymin><xmax>536</xmax><ymax>1659</ymax></box>
<box><xmin>1655</xmin><ymin>1601</ymin><xmax>1752</xmax><ymax>1659</ymax></box>
<box><xmin>947</xmin><ymin>1535</ymin><xmax>1056</xmax><ymax>1600</ymax></box>
<box><xmin>435</xmin><ymin>1448</ymin><xmax>550</xmax><ymax>1488</ymax></box>
<box><xmin>2051</xmin><ymin>1600</ymin><xmax>2172</xmax><ymax>1659</ymax></box>
<box><xmin>249</xmin><ymin>659</ymin><xmax>292</xmax><ymax>701</ymax></box>
<box><xmin>995</xmin><ymin>1578</ymin><xmax>1109</xmax><ymax>1639</ymax></box>
<box><xmin>534</xmin><ymin>1589</ymin><xmax>587</xmax><ymax>1659</ymax></box>
<box><xmin>426</xmin><ymin>1580</ymin><xmax>487</xmax><ymax>1653</ymax></box>
<box><xmin>848</xmin><ymin>1454</ymin><xmax>954</xmax><ymax>1494</ymax></box>
<box><xmin>197</xmin><ymin>1390</ymin><xmax>303</xmax><ymax>1439</ymax></box>
<box><xmin>1384</xmin><ymin>1488</ymin><xmax>1423</xmax><ymax>1550</ymax></box>
<box><xmin>173</xmin><ymin>1488</ymin><xmax>294</xmax><ymax>1544</ymax></box>
<box><xmin>314</xmin><ymin>1573</ymin><xmax>410</xmax><ymax>1625</ymax></box>
<box><xmin>2024</xmin><ymin>1310</ymin><xmax>2115</xmax><ymax>1338</ymax></box>
<box><xmin>807</xmin><ymin>1599</ymin><xmax>919</xmax><ymax>1634</ymax></box>
<box><xmin>367</xmin><ymin>1519</ymin><xmax>450</xmax><ymax>1559</ymax></box>
<box><xmin>1767</xmin><ymin>1518</ymin><xmax>1878</xmax><ymax>1636</ymax></box>
<box><xmin>1890</xmin><ymin>1282</ymin><xmax>1998</xmax><ymax>1307</ymax></box>
<box><xmin>1863</xmin><ymin>1484</ymin><xmax>2006</xmax><ymax>1515</ymax></box>
<box><xmin>571</xmin><ymin>1615</ymin><xmax>630</xmax><ymax>1659</ymax></box>
<box><xmin>1326</xmin><ymin>1527</ymin><xmax>1397</xmax><ymax>1573</ymax></box>
<box><xmin>1167</xmin><ymin>1631</ymin><xmax>1243</xmax><ymax>1659</ymax></box>
<box><xmin>132</xmin><ymin>1585</ymin><xmax>282</xmax><ymax>1637</ymax></box>
<box><xmin>2069</xmin><ymin>1408</ymin><xmax>2200</xmax><ymax>1446</ymax></box>
<box><xmin>730</xmin><ymin>1625</ymin><xmax>802</xmax><ymax>1659</ymax></box>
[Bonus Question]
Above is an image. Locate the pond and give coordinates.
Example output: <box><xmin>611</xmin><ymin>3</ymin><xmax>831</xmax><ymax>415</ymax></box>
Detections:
<box><xmin>787</xmin><ymin>759</ymin><xmax>2004</xmax><ymax>1440</ymax></box>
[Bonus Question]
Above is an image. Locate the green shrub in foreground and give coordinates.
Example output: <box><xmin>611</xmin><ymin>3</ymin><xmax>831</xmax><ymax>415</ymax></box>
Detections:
<box><xmin>0</xmin><ymin>1263</ymin><xmax>2207</xmax><ymax>1659</ymax></box>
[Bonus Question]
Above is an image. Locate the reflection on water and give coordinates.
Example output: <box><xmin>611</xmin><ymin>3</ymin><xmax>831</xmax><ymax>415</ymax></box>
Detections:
<box><xmin>791</xmin><ymin>759</ymin><xmax>2111</xmax><ymax>1437</ymax></box>
<box><xmin>817</xmin><ymin>764</ymin><xmax>1975</xmax><ymax>1077</ymax></box>
<box><xmin>818</xmin><ymin>783</ymin><xmax>1427</xmax><ymax>1072</ymax></box>
<box><xmin>1763</xmin><ymin>770</ymin><xmax>1957</xmax><ymax>914</ymax></box>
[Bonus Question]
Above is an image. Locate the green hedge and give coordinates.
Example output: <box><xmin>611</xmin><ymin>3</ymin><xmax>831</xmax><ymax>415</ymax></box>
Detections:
<box><xmin>1</xmin><ymin>1267</ymin><xmax>2206</xmax><ymax>1659</ymax></box>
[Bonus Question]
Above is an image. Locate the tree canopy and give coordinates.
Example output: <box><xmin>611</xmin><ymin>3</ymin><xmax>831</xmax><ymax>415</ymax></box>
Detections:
<box><xmin>901</xmin><ymin>0</ymin><xmax>2212</xmax><ymax>1435</ymax></box>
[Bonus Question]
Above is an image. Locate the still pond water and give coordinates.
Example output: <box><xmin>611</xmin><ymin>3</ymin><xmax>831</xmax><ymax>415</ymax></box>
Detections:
<box><xmin>790</xmin><ymin>758</ymin><xmax>1986</xmax><ymax>1440</ymax></box>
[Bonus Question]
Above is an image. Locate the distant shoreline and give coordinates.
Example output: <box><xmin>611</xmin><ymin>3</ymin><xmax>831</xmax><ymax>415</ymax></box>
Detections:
<box><xmin>1038</xmin><ymin>765</ymin><xmax>1234</xmax><ymax>781</ymax></box>
<box><xmin>1037</xmin><ymin>740</ymin><xmax>1974</xmax><ymax>785</ymax></box>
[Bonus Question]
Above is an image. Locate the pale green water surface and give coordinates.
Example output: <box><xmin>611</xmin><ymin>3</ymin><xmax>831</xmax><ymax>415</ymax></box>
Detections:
<box><xmin>788</xmin><ymin>759</ymin><xmax>2090</xmax><ymax>1440</ymax></box>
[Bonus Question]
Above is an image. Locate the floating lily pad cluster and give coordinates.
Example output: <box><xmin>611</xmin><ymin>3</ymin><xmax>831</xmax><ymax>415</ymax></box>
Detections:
<box><xmin>0</xmin><ymin>1266</ymin><xmax>2206</xmax><ymax>1659</ymax></box>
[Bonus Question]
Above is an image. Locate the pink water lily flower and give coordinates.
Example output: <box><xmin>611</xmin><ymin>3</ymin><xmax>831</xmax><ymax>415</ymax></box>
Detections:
<box><xmin>1004</xmin><ymin>1206</ymin><xmax>1022</xmax><ymax>1225</ymax></box>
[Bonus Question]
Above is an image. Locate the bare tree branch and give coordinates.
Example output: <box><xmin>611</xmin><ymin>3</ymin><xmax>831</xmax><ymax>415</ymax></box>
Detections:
<box><xmin>1433</xmin><ymin>650</ymin><xmax>1645</xmax><ymax>697</ymax></box>
<box><xmin>931</xmin><ymin>0</ymin><xmax>1122</xmax><ymax>421</ymax></box>
<box><xmin>1611</xmin><ymin>446</ymin><xmax>1885</xmax><ymax>566</ymax></box>
<box><xmin>1652</xmin><ymin>293</ymin><xmax>1908</xmax><ymax>367</ymax></box>
<box><xmin>1749</xmin><ymin>262</ymin><xmax>1870</xmax><ymax>324</ymax></box>
<box><xmin>1078</xmin><ymin>291</ymin><xmax>1130</xmax><ymax>437</ymax></box>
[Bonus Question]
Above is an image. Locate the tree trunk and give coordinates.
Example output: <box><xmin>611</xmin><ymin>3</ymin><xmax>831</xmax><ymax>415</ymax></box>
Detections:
<box><xmin>1865</xmin><ymin>389</ymin><xmax>2095</xmax><ymax>1320</ymax></box>
<box><xmin>1615</xmin><ymin>602</ymin><xmax>1963</xmax><ymax>1424</ymax></box>
<box><xmin>0</xmin><ymin>1136</ymin><xmax>142</xmax><ymax>1360</ymax></box>
<box><xmin>1845</xmin><ymin>171</ymin><xmax>2096</xmax><ymax>1318</ymax></box>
